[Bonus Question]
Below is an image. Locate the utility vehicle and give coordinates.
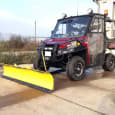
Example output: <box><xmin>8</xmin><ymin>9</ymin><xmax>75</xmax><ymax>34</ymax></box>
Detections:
<box><xmin>34</xmin><ymin>13</ymin><xmax>115</xmax><ymax>81</ymax></box>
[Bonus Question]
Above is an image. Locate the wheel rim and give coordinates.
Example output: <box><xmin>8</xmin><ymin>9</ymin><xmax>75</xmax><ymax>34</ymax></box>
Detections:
<box><xmin>108</xmin><ymin>57</ymin><xmax>115</xmax><ymax>69</ymax></box>
<box><xmin>74</xmin><ymin>62</ymin><xmax>84</xmax><ymax>77</ymax></box>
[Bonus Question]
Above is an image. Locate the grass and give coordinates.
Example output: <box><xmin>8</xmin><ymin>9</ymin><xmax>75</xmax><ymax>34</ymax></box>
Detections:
<box><xmin>0</xmin><ymin>35</ymin><xmax>40</xmax><ymax>64</ymax></box>
<box><xmin>0</xmin><ymin>35</ymin><xmax>40</xmax><ymax>52</ymax></box>
<box><xmin>0</xmin><ymin>53</ymin><xmax>37</xmax><ymax>64</ymax></box>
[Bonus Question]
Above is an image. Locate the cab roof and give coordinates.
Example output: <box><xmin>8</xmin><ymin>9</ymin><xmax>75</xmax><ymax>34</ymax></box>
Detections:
<box><xmin>58</xmin><ymin>13</ymin><xmax>105</xmax><ymax>21</ymax></box>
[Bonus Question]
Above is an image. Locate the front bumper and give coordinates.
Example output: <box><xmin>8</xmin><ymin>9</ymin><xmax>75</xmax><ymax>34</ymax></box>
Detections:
<box><xmin>38</xmin><ymin>44</ymin><xmax>58</xmax><ymax>61</ymax></box>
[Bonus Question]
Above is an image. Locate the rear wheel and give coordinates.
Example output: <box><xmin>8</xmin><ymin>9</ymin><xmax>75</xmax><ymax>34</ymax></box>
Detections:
<box><xmin>103</xmin><ymin>54</ymin><xmax>115</xmax><ymax>71</ymax></box>
<box><xmin>67</xmin><ymin>56</ymin><xmax>85</xmax><ymax>81</ymax></box>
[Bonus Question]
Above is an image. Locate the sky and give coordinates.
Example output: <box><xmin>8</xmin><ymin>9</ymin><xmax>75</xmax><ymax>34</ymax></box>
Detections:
<box><xmin>0</xmin><ymin>0</ymin><xmax>97</xmax><ymax>37</ymax></box>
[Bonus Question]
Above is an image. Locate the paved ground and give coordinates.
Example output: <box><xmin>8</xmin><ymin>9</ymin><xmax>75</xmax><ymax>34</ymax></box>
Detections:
<box><xmin>0</xmin><ymin>65</ymin><xmax>115</xmax><ymax>115</ymax></box>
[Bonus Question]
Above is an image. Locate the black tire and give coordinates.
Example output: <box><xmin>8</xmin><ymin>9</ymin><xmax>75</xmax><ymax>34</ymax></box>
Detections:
<box><xmin>66</xmin><ymin>56</ymin><xmax>85</xmax><ymax>81</ymax></box>
<box><xmin>33</xmin><ymin>52</ymin><xmax>45</xmax><ymax>70</ymax></box>
<box><xmin>103</xmin><ymin>54</ymin><xmax>115</xmax><ymax>71</ymax></box>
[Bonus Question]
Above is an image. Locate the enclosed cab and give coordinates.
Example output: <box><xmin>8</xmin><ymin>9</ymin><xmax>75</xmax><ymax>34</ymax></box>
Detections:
<box><xmin>34</xmin><ymin>13</ymin><xmax>115</xmax><ymax>81</ymax></box>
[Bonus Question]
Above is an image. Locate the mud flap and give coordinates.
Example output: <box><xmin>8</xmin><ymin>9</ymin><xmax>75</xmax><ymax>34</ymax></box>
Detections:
<box><xmin>2</xmin><ymin>65</ymin><xmax>54</xmax><ymax>93</ymax></box>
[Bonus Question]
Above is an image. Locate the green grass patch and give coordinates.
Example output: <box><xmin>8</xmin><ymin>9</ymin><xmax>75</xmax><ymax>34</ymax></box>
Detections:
<box><xmin>0</xmin><ymin>53</ymin><xmax>37</xmax><ymax>64</ymax></box>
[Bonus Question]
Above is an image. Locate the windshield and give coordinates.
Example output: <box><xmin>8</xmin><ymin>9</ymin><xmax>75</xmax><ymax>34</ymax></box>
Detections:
<box><xmin>51</xmin><ymin>16</ymin><xmax>91</xmax><ymax>38</ymax></box>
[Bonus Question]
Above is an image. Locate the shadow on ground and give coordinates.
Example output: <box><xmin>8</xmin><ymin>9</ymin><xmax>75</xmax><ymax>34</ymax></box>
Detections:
<box><xmin>0</xmin><ymin>88</ymin><xmax>46</xmax><ymax>109</ymax></box>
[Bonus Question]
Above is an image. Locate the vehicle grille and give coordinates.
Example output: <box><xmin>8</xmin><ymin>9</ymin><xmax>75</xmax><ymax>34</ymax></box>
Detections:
<box><xmin>44</xmin><ymin>44</ymin><xmax>55</xmax><ymax>51</ymax></box>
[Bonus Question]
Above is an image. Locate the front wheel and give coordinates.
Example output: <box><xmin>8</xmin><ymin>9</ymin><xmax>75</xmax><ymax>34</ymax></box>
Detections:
<box><xmin>66</xmin><ymin>56</ymin><xmax>85</xmax><ymax>81</ymax></box>
<box><xmin>33</xmin><ymin>53</ymin><xmax>44</xmax><ymax>70</ymax></box>
<box><xmin>33</xmin><ymin>51</ymin><xmax>49</xmax><ymax>71</ymax></box>
<box><xmin>103</xmin><ymin>54</ymin><xmax>115</xmax><ymax>71</ymax></box>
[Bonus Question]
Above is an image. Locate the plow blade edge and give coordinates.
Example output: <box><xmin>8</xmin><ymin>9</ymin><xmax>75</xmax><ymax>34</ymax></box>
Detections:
<box><xmin>2</xmin><ymin>65</ymin><xmax>54</xmax><ymax>92</ymax></box>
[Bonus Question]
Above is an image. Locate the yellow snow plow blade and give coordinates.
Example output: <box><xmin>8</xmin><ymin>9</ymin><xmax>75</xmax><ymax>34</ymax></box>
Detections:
<box><xmin>2</xmin><ymin>65</ymin><xmax>54</xmax><ymax>92</ymax></box>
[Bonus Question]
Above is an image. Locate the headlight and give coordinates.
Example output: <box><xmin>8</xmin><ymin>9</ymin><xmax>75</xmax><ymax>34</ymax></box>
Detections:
<box><xmin>67</xmin><ymin>41</ymin><xmax>78</xmax><ymax>49</ymax></box>
<box><xmin>59</xmin><ymin>41</ymin><xmax>79</xmax><ymax>49</ymax></box>
<box><xmin>58</xmin><ymin>41</ymin><xmax>80</xmax><ymax>55</ymax></box>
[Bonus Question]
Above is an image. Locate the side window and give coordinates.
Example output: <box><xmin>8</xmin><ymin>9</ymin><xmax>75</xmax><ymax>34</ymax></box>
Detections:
<box><xmin>106</xmin><ymin>22</ymin><xmax>115</xmax><ymax>39</ymax></box>
<box><xmin>90</xmin><ymin>18</ymin><xmax>104</xmax><ymax>33</ymax></box>
<box><xmin>91</xmin><ymin>18</ymin><xmax>98</xmax><ymax>32</ymax></box>
<box><xmin>56</xmin><ymin>24</ymin><xmax>66</xmax><ymax>34</ymax></box>
<box><xmin>99</xmin><ymin>19</ymin><xmax>104</xmax><ymax>32</ymax></box>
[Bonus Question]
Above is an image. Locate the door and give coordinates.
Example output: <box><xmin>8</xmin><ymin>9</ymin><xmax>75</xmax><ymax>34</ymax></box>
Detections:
<box><xmin>87</xmin><ymin>16</ymin><xmax>104</xmax><ymax>66</ymax></box>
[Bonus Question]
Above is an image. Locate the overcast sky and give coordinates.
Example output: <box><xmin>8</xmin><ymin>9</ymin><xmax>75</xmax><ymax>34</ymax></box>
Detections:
<box><xmin>0</xmin><ymin>0</ymin><xmax>97</xmax><ymax>37</ymax></box>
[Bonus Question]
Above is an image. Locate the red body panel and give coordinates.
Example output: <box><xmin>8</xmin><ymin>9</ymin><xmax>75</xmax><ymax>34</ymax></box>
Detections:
<box><xmin>81</xmin><ymin>40</ymin><xmax>90</xmax><ymax>65</ymax></box>
<box><xmin>44</xmin><ymin>36</ymin><xmax>87</xmax><ymax>44</ymax></box>
<box><xmin>109</xmin><ymin>43</ymin><xmax>115</xmax><ymax>49</ymax></box>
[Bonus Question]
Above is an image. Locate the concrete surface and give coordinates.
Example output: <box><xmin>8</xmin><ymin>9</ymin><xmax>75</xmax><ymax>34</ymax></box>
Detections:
<box><xmin>0</xmin><ymin>65</ymin><xmax>115</xmax><ymax>115</ymax></box>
